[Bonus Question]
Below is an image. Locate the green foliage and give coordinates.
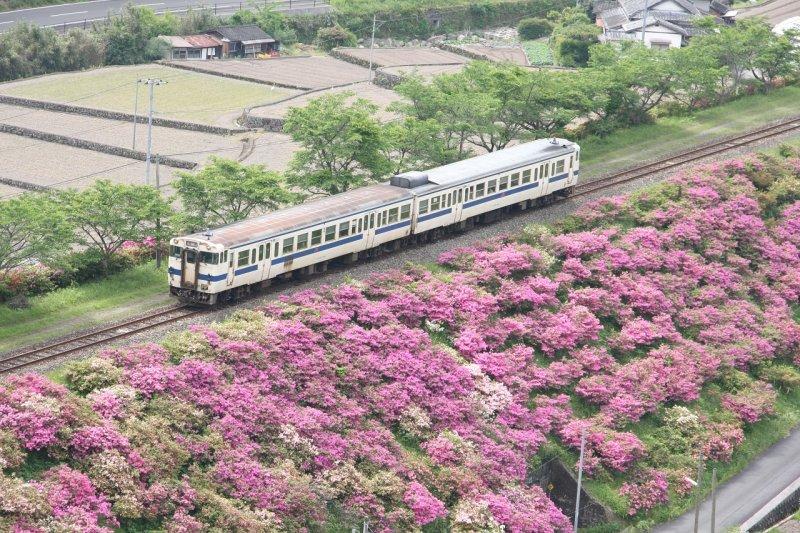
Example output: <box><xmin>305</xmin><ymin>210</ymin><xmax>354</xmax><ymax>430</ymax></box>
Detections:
<box><xmin>0</xmin><ymin>192</ymin><xmax>72</xmax><ymax>274</ymax></box>
<box><xmin>757</xmin><ymin>363</ymin><xmax>800</xmax><ymax>394</ymax></box>
<box><xmin>314</xmin><ymin>25</ymin><xmax>357</xmax><ymax>51</ymax></box>
<box><xmin>64</xmin><ymin>356</ymin><xmax>123</xmax><ymax>394</ymax></box>
<box><xmin>229</xmin><ymin>4</ymin><xmax>297</xmax><ymax>45</ymax></box>
<box><xmin>60</xmin><ymin>180</ymin><xmax>173</xmax><ymax>272</ymax></box>
<box><xmin>550</xmin><ymin>7</ymin><xmax>600</xmax><ymax>67</ymax></box>
<box><xmin>517</xmin><ymin>17</ymin><xmax>552</xmax><ymax>40</ymax></box>
<box><xmin>522</xmin><ymin>40</ymin><xmax>554</xmax><ymax>66</ymax></box>
<box><xmin>172</xmin><ymin>157</ymin><xmax>298</xmax><ymax>232</ymax></box>
<box><xmin>100</xmin><ymin>4</ymin><xmax>180</xmax><ymax>65</ymax></box>
<box><xmin>0</xmin><ymin>24</ymin><xmax>103</xmax><ymax>82</ymax></box>
<box><xmin>284</xmin><ymin>92</ymin><xmax>389</xmax><ymax>196</ymax></box>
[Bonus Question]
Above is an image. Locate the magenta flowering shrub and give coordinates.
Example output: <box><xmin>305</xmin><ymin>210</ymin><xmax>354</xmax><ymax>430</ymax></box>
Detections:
<box><xmin>2</xmin><ymin>154</ymin><xmax>800</xmax><ymax>529</ymax></box>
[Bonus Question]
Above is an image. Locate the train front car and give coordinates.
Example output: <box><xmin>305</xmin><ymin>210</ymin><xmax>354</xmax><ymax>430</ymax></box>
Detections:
<box><xmin>168</xmin><ymin>236</ymin><xmax>229</xmax><ymax>305</ymax></box>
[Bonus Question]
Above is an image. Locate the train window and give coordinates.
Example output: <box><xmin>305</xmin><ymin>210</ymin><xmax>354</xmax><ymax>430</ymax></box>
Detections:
<box><xmin>274</xmin><ymin>242</ymin><xmax>279</xmax><ymax>257</ymax></box>
<box><xmin>499</xmin><ymin>176</ymin><xmax>508</xmax><ymax>191</ymax></box>
<box><xmin>534</xmin><ymin>168</ymin><xmax>539</xmax><ymax>181</ymax></box>
<box><xmin>297</xmin><ymin>233</ymin><xmax>308</xmax><ymax>250</ymax></box>
<box><xmin>251</xmin><ymin>249</ymin><xmax>256</xmax><ymax>263</ymax></box>
<box><xmin>370</xmin><ymin>213</ymin><xmax>375</xmax><ymax>229</ymax></box>
<box><xmin>282</xmin><ymin>237</ymin><xmax>294</xmax><ymax>254</ymax></box>
<box><xmin>381</xmin><ymin>211</ymin><xmax>388</xmax><ymax>226</ymax></box>
<box><xmin>228</xmin><ymin>252</ymin><xmax>233</xmax><ymax>267</ymax></box>
<box><xmin>325</xmin><ymin>226</ymin><xmax>337</xmax><ymax>242</ymax></box>
<box><xmin>400</xmin><ymin>204</ymin><xmax>410</xmax><ymax>220</ymax></box>
<box><xmin>351</xmin><ymin>220</ymin><xmax>358</xmax><ymax>234</ymax></box>
<box><xmin>311</xmin><ymin>229</ymin><xmax>322</xmax><ymax>246</ymax></box>
<box><xmin>543</xmin><ymin>164</ymin><xmax>549</xmax><ymax>178</ymax></box>
<box><xmin>358</xmin><ymin>218</ymin><xmax>363</xmax><ymax>233</ymax></box>
<box><xmin>339</xmin><ymin>222</ymin><xmax>350</xmax><ymax>237</ymax></box>
<box><xmin>388</xmin><ymin>207</ymin><xmax>399</xmax><ymax>224</ymax></box>
<box><xmin>551</xmin><ymin>162</ymin><xmax>556</xmax><ymax>176</ymax></box>
<box><xmin>468</xmin><ymin>187</ymin><xmax>474</xmax><ymax>200</ymax></box>
<box><xmin>511</xmin><ymin>173</ymin><xmax>520</xmax><ymax>187</ymax></box>
<box><xmin>362</xmin><ymin>215</ymin><xmax>369</xmax><ymax>231</ymax></box>
<box><xmin>457</xmin><ymin>189</ymin><xmax>463</xmax><ymax>203</ymax></box>
<box><xmin>447</xmin><ymin>193</ymin><xmax>453</xmax><ymax>207</ymax></box>
<box><xmin>258</xmin><ymin>245</ymin><xmax>264</xmax><ymax>261</ymax></box>
<box><xmin>487</xmin><ymin>179</ymin><xmax>497</xmax><ymax>194</ymax></box>
<box><xmin>238</xmin><ymin>250</ymin><xmax>250</xmax><ymax>267</ymax></box>
<box><xmin>569</xmin><ymin>156</ymin><xmax>573</xmax><ymax>169</ymax></box>
<box><xmin>419</xmin><ymin>199</ymin><xmax>429</xmax><ymax>214</ymax></box>
<box><xmin>265</xmin><ymin>244</ymin><xmax>270</xmax><ymax>258</ymax></box>
<box><xmin>556</xmin><ymin>160</ymin><xmax>565</xmax><ymax>174</ymax></box>
<box><xmin>223</xmin><ymin>251</ymin><xmax>228</xmax><ymax>263</ymax></box>
<box><xmin>431</xmin><ymin>196</ymin><xmax>440</xmax><ymax>211</ymax></box>
<box><xmin>170</xmin><ymin>245</ymin><xmax>182</xmax><ymax>258</ymax></box>
<box><xmin>476</xmin><ymin>183</ymin><xmax>485</xmax><ymax>197</ymax></box>
<box><xmin>522</xmin><ymin>170</ymin><xmax>531</xmax><ymax>184</ymax></box>
<box><xmin>200</xmin><ymin>252</ymin><xmax>218</xmax><ymax>264</ymax></box>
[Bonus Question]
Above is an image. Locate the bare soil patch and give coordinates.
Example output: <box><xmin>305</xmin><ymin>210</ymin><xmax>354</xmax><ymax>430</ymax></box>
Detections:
<box><xmin>335</xmin><ymin>47</ymin><xmax>467</xmax><ymax>67</ymax></box>
<box><xmin>166</xmin><ymin>57</ymin><xmax>370</xmax><ymax>90</ymax></box>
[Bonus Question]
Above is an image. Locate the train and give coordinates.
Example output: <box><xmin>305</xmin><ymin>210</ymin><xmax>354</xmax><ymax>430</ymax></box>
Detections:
<box><xmin>169</xmin><ymin>138</ymin><xmax>580</xmax><ymax>305</ymax></box>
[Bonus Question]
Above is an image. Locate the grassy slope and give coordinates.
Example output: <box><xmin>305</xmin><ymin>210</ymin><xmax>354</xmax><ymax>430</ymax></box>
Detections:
<box><xmin>579</xmin><ymin>86</ymin><xmax>800</xmax><ymax>177</ymax></box>
<box><xmin>330</xmin><ymin>0</ymin><xmax>524</xmax><ymax>13</ymax></box>
<box><xmin>0</xmin><ymin>262</ymin><xmax>171</xmax><ymax>353</ymax></box>
<box><xmin>0</xmin><ymin>64</ymin><xmax>290</xmax><ymax>125</ymax></box>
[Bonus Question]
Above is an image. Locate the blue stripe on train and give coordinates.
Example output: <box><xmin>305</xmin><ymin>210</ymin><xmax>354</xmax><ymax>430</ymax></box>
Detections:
<box><xmin>417</xmin><ymin>207</ymin><xmax>452</xmax><ymax>222</ymax></box>
<box><xmin>272</xmin><ymin>233</ymin><xmax>363</xmax><ymax>265</ymax></box>
<box><xmin>376</xmin><ymin>219</ymin><xmax>411</xmax><ymax>235</ymax></box>
<box><xmin>464</xmin><ymin>181</ymin><xmax>540</xmax><ymax>209</ymax></box>
<box><xmin>168</xmin><ymin>266</ymin><xmax>227</xmax><ymax>282</ymax></box>
<box><xmin>548</xmin><ymin>172</ymin><xmax>570</xmax><ymax>183</ymax></box>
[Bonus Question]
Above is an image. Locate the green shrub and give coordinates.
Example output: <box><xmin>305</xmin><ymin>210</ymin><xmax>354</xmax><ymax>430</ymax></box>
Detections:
<box><xmin>314</xmin><ymin>25</ymin><xmax>357</xmax><ymax>50</ymax></box>
<box><xmin>64</xmin><ymin>357</ymin><xmax>123</xmax><ymax>395</ymax></box>
<box><xmin>518</xmin><ymin>17</ymin><xmax>552</xmax><ymax>40</ymax></box>
<box><xmin>757</xmin><ymin>363</ymin><xmax>800</xmax><ymax>393</ymax></box>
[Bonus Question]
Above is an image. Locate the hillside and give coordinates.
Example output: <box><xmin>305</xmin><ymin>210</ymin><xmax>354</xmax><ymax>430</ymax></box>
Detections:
<box><xmin>2</xmin><ymin>151</ymin><xmax>800</xmax><ymax>531</ymax></box>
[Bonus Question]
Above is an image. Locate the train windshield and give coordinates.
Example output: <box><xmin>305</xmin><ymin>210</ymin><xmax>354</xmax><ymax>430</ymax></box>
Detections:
<box><xmin>170</xmin><ymin>245</ymin><xmax>182</xmax><ymax>258</ymax></box>
<box><xmin>199</xmin><ymin>252</ymin><xmax>220</xmax><ymax>264</ymax></box>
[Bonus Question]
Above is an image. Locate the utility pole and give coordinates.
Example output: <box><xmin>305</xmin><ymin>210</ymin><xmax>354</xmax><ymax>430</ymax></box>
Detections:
<box><xmin>155</xmin><ymin>154</ymin><xmax>162</xmax><ymax>269</ymax></box>
<box><xmin>710</xmin><ymin>468</ymin><xmax>718</xmax><ymax>533</ymax></box>
<box><xmin>141</xmin><ymin>78</ymin><xmax>166</xmax><ymax>186</ymax></box>
<box><xmin>132</xmin><ymin>80</ymin><xmax>141</xmax><ymax>150</ymax></box>
<box><xmin>367</xmin><ymin>14</ymin><xmax>377</xmax><ymax>82</ymax></box>
<box><xmin>574</xmin><ymin>428</ymin><xmax>586</xmax><ymax>533</ymax></box>
<box><xmin>692</xmin><ymin>454</ymin><xmax>704</xmax><ymax>533</ymax></box>
<box><xmin>641</xmin><ymin>0</ymin><xmax>650</xmax><ymax>46</ymax></box>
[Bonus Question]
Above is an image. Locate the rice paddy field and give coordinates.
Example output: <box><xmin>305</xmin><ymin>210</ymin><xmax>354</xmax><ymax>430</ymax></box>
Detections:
<box><xmin>0</xmin><ymin>64</ymin><xmax>292</xmax><ymax>126</ymax></box>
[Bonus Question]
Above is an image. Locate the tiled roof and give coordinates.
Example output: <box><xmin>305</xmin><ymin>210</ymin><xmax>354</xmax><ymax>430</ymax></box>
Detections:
<box><xmin>208</xmin><ymin>25</ymin><xmax>275</xmax><ymax>43</ymax></box>
<box><xmin>183</xmin><ymin>34</ymin><xmax>222</xmax><ymax>48</ymax></box>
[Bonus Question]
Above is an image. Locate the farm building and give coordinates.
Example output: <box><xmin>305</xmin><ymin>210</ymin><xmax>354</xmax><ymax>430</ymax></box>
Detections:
<box><xmin>593</xmin><ymin>0</ymin><xmax>736</xmax><ymax>48</ymax></box>
<box><xmin>159</xmin><ymin>34</ymin><xmax>223</xmax><ymax>60</ymax></box>
<box><xmin>204</xmin><ymin>25</ymin><xmax>279</xmax><ymax>58</ymax></box>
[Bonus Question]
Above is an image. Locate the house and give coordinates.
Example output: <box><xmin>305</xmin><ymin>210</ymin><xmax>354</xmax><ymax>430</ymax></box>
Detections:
<box><xmin>593</xmin><ymin>0</ymin><xmax>735</xmax><ymax>48</ymax></box>
<box><xmin>204</xmin><ymin>25</ymin><xmax>279</xmax><ymax>58</ymax></box>
<box><xmin>159</xmin><ymin>34</ymin><xmax>222</xmax><ymax>60</ymax></box>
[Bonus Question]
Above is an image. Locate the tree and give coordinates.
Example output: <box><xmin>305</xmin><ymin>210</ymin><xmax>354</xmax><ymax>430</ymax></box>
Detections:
<box><xmin>314</xmin><ymin>25</ymin><xmax>357</xmax><ymax>51</ymax></box>
<box><xmin>173</xmin><ymin>157</ymin><xmax>297</xmax><ymax>231</ymax></box>
<box><xmin>230</xmin><ymin>5</ymin><xmax>296</xmax><ymax>45</ymax></box>
<box><xmin>518</xmin><ymin>18</ymin><xmax>553</xmax><ymax>40</ymax></box>
<box><xmin>382</xmin><ymin>118</ymin><xmax>456</xmax><ymax>175</ymax></box>
<box><xmin>550</xmin><ymin>7</ymin><xmax>600</xmax><ymax>67</ymax></box>
<box><xmin>101</xmin><ymin>4</ymin><xmax>178</xmax><ymax>65</ymax></box>
<box><xmin>0</xmin><ymin>193</ymin><xmax>73</xmax><ymax>274</ymax></box>
<box><xmin>284</xmin><ymin>92</ymin><xmax>389</xmax><ymax>196</ymax></box>
<box><xmin>61</xmin><ymin>181</ymin><xmax>172</xmax><ymax>271</ymax></box>
<box><xmin>669</xmin><ymin>45</ymin><xmax>727</xmax><ymax>109</ymax></box>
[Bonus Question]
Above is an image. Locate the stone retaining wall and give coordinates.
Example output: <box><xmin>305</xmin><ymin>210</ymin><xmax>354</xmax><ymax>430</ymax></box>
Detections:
<box><xmin>433</xmin><ymin>42</ymin><xmax>492</xmax><ymax>61</ymax></box>
<box><xmin>0</xmin><ymin>95</ymin><xmax>248</xmax><ymax>136</ymax></box>
<box><xmin>0</xmin><ymin>123</ymin><xmax>197</xmax><ymax>169</ymax></box>
<box><xmin>161</xmin><ymin>60</ymin><xmax>314</xmax><ymax>91</ymax></box>
<box><xmin>0</xmin><ymin>177</ymin><xmax>48</xmax><ymax>192</ymax></box>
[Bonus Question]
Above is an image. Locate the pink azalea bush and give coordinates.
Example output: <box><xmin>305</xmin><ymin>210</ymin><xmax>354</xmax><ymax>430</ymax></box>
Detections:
<box><xmin>2</xmin><ymin>153</ymin><xmax>800</xmax><ymax>529</ymax></box>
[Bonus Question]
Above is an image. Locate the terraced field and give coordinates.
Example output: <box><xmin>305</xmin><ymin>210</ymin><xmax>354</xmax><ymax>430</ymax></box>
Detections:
<box><xmin>0</xmin><ymin>64</ymin><xmax>291</xmax><ymax>126</ymax></box>
<box><xmin>166</xmin><ymin>56</ymin><xmax>370</xmax><ymax>90</ymax></box>
<box><xmin>334</xmin><ymin>46</ymin><xmax>467</xmax><ymax>66</ymax></box>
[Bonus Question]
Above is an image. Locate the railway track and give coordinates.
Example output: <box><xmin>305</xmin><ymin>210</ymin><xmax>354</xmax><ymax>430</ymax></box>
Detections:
<box><xmin>0</xmin><ymin>305</ymin><xmax>206</xmax><ymax>374</ymax></box>
<box><xmin>2</xmin><ymin>116</ymin><xmax>799</xmax><ymax>375</ymax></box>
<box><xmin>573</xmin><ymin>118</ymin><xmax>800</xmax><ymax>197</ymax></box>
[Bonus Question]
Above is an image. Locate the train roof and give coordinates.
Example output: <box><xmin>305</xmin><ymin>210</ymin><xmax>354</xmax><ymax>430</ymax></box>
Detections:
<box><xmin>185</xmin><ymin>183</ymin><xmax>412</xmax><ymax>249</ymax></box>
<box><xmin>392</xmin><ymin>138</ymin><xmax>577</xmax><ymax>193</ymax></box>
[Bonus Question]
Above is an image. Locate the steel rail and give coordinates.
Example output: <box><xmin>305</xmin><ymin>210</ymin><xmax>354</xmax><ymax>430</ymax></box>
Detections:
<box><xmin>3</xmin><ymin>116</ymin><xmax>800</xmax><ymax>375</ymax></box>
<box><xmin>0</xmin><ymin>305</ymin><xmax>205</xmax><ymax>374</ymax></box>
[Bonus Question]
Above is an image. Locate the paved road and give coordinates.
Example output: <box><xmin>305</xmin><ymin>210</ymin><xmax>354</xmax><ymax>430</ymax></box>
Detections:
<box><xmin>0</xmin><ymin>0</ymin><xmax>329</xmax><ymax>32</ymax></box>
<box><xmin>654</xmin><ymin>426</ymin><xmax>800</xmax><ymax>532</ymax></box>
<box><xmin>740</xmin><ymin>0</ymin><xmax>800</xmax><ymax>25</ymax></box>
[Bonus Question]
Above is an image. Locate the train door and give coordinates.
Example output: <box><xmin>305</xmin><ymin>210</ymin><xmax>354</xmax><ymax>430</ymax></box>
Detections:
<box><xmin>263</xmin><ymin>241</ymin><xmax>274</xmax><ymax>280</ymax></box>
<box><xmin>452</xmin><ymin>188</ymin><xmax>464</xmax><ymax>222</ymax></box>
<box><xmin>364</xmin><ymin>212</ymin><xmax>376</xmax><ymax>249</ymax></box>
<box><xmin>226</xmin><ymin>250</ymin><xmax>235</xmax><ymax>286</ymax></box>
<box><xmin>181</xmin><ymin>249</ymin><xmax>199</xmax><ymax>289</ymax></box>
